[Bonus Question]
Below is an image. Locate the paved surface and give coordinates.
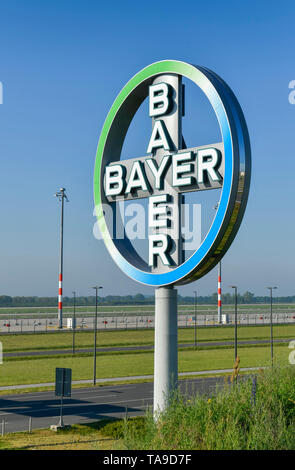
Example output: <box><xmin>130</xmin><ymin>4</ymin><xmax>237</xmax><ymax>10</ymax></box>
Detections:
<box><xmin>0</xmin><ymin>376</ymin><xmax>239</xmax><ymax>434</ymax></box>
<box><xmin>0</xmin><ymin>367</ymin><xmax>261</xmax><ymax>392</ymax></box>
<box><xmin>3</xmin><ymin>337</ymin><xmax>294</xmax><ymax>358</ymax></box>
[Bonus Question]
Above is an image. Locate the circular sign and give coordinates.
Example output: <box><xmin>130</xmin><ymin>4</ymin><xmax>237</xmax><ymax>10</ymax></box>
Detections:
<box><xmin>94</xmin><ymin>60</ymin><xmax>251</xmax><ymax>286</ymax></box>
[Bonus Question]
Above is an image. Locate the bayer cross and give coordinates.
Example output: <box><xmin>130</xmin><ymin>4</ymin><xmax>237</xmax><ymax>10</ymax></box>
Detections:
<box><xmin>95</xmin><ymin>60</ymin><xmax>250</xmax><ymax>287</ymax></box>
<box><xmin>103</xmin><ymin>74</ymin><xmax>224</xmax><ymax>273</ymax></box>
<box><xmin>95</xmin><ymin>60</ymin><xmax>250</xmax><ymax>414</ymax></box>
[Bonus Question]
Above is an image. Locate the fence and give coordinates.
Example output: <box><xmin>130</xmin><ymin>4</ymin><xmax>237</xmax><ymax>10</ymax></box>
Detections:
<box><xmin>0</xmin><ymin>312</ymin><xmax>295</xmax><ymax>334</ymax></box>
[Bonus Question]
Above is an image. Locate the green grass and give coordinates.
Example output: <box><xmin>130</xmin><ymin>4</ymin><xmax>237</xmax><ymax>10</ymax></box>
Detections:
<box><xmin>0</xmin><ymin>343</ymin><xmax>291</xmax><ymax>387</ymax></box>
<box><xmin>0</xmin><ymin>420</ymin><xmax>122</xmax><ymax>450</ymax></box>
<box><xmin>122</xmin><ymin>365</ymin><xmax>295</xmax><ymax>450</ymax></box>
<box><xmin>1</xmin><ymin>324</ymin><xmax>295</xmax><ymax>353</ymax></box>
<box><xmin>2</xmin><ymin>366</ymin><xmax>295</xmax><ymax>450</ymax></box>
<box><xmin>0</xmin><ymin>305</ymin><xmax>156</xmax><ymax>316</ymax></box>
<box><xmin>0</xmin><ymin>303</ymin><xmax>294</xmax><ymax>317</ymax></box>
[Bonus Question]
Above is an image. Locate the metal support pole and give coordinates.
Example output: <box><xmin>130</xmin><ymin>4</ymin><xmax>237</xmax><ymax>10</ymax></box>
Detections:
<box><xmin>58</xmin><ymin>193</ymin><xmax>64</xmax><ymax>329</ymax></box>
<box><xmin>218</xmin><ymin>262</ymin><xmax>222</xmax><ymax>323</ymax></box>
<box><xmin>270</xmin><ymin>291</ymin><xmax>273</xmax><ymax>367</ymax></box>
<box><xmin>213</xmin><ymin>204</ymin><xmax>222</xmax><ymax>325</ymax></box>
<box><xmin>194</xmin><ymin>290</ymin><xmax>197</xmax><ymax>347</ymax></box>
<box><xmin>58</xmin><ymin>395</ymin><xmax>64</xmax><ymax>428</ymax></box>
<box><xmin>55</xmin><ymin>188</ymin><xmax>68</xmax><ymax>329</ymax></box>
<box><xmin>230</xmin><ymin>286</ymin><xmax>238</xmax><ymax>361</ymax></box>
<box><xmin>234</xmin><ymin>291</ymin><xmax>238</xmax><ymax>360</ymax></box>
<box><xmin>1</xmin><ymin>419</ymin><xmax>5</xmax><ymax>437</ymax></box>
<box><xmin>72</xmin><ymin>291</ymin><xmax>76</xmax><ymax>355</ymax></box>
<box><xmin>93</xmin><ymin>291</ymin><xmax>98</xmax><ymax>386</ymax></box>
<box><xmin>92</xmin><ymin>286</ymin><xmax>102</xmax><ymax>386</ymax></box>
<box><xmin>153</xmin><ymin>286</ymin><xmax>178</xmax><ymax>417</ymax></box>
<box><xmin>266</xmin><ymin>287</ymin><xmax>277</xmax><ymax>367</ymax></box>
<box><xmin>29</xmin><ymin>416</ymin><xmax>32</xmax><ymax>433</ymax></box>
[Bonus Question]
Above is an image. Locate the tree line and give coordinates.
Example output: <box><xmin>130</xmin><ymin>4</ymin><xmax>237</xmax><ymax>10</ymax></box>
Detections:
<box><xmin>0</xmin><ymin>291</ymin><xmax>294</xmax><ymax>307</ymax></box>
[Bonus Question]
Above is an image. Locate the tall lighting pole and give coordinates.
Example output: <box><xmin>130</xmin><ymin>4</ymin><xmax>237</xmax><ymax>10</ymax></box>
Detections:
<box><xmin>55</xmin><ymin>188</ymin><xmax>69</xmax><ymax>329</ymax></box>
<box><xmin>72</xmin><ymin>291</ymin><xmax>76</xmax><ymax>355</ymax></box>
<box><xmin>92</xmin><ymin>286</ymin><xmax>103</xmax><ymax>386</ymax></box>
<box><xmin>266</xmin><ymin>286</ymin><xmax>277</xmax><ymax>367</ymax></box>
<box><xmin>193</xmin><ymin>290</ymin><xmax>197</xmax><ymax>347</ymax></box>
<box><xmin>217</xmin><ymin>262</ymin><xmax>222</xmax><ymax>324</ymax></box>
<box><xmin>214</xmin><ymin>204</ymin><xmax>222</xmax><ymax>324</ymax></box>
<box><xmin>230</xmin><ymin>285</ymin><xmax>238</xmax><ymax>360</ymax></box>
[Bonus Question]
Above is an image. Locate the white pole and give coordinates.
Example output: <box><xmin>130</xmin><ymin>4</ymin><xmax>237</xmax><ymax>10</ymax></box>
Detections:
<box><xmin>218</xmin><ymin>261</ymin><xmax>222</xmax><ymax>323</ymax></box>
<box><xmin>153</xmin><ymin>286</ymin><xmax>178</xmax><ymax>417</ymax></box>
<box><xmin>58</xmin><ymin>191</ymin><xmax>64</xmax><ymax>329</ymax></box>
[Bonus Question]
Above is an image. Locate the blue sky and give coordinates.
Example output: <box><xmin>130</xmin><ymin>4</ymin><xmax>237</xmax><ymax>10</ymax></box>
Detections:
<box><xmin>0</xmin><ymin>0</ymin><xmax>294</xmax><ymax>298</ymax></box>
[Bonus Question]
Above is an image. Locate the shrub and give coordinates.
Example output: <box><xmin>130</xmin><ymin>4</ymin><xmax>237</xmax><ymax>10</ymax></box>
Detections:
<box><xmin>122</xmin><ymin>364</ymin><xmax>295</xmax><ymax>450</ymax></box>
<box><xmin>100</xmin><ymin>416</ymin><xmax>148</xmax><ymax>440</ymax></box>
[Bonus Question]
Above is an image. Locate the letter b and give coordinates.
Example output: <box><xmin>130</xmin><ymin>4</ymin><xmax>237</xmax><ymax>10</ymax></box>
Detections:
<box><xmin>149</xmin><ymin>82</ymin><xmax>173</xmax><ymax>117</ymax></box>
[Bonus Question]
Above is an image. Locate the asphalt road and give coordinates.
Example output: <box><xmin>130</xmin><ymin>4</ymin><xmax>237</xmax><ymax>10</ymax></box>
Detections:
<box><xmin>0</xmin><ymin>377</ymin><xmax>227</xmax><ymax>434</ymax></box>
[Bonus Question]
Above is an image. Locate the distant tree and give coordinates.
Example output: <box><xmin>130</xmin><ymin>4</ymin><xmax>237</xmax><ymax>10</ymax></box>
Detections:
<box><xmin>212</xmin><ymin>292</ymin><xmax>218</xmax><ymax>303</ymax></box>
<box><xmin>243</xmin><ymin>291</ymin><xmax>255</xmax><ymax>304</ymax></box>
<box><xmin>0</xmin><ymin>295</ymin><xmax>12</xmax><ymax>306</ymax></box>
<box><xmin>134</xmin><ymin>293</ymin><xmax>145</xmax><ymax>302</ymax></box>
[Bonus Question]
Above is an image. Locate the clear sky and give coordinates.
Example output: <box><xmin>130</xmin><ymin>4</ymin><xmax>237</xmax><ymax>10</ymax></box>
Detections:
<box><xmin>0</xmin><ymin>0</ymin><xmax>294</xmax><ymax>298</ymax></box>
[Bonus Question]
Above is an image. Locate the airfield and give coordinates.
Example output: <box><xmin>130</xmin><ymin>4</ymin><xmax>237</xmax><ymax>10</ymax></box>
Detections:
<box><xmin>1</xmin><ymin>303</ymin><xmax>295</xmax><ymax>333</ymax></box>
<box><xmin>0</xmin><ymin>302</ymin><xmax>294</xmax><ymax>443</ymax></box>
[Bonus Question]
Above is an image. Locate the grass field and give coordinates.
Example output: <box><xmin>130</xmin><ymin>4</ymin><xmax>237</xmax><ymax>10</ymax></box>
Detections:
<box><xmin>0</xmin><ymin>421</ymin><xmax>120</xmax><ymax>450</ymax></box>
<box><xmin>0</xmin><ymin>324</ymin><xmax>294</xmax><ymax>389</ymax></box>
<box><xmin>1</xmin><ymin>324</ymin><xmax>295</xmax><ymax>353</ymax></box>
<box><xmin>0</xmin><ymin>303</ymin><xmax>294</xmax><ymax>318</ymax></box>
<box><xmin>0</xmin><ymin>343</ymin><xmax>291</xmax><ymax>387</ymax></box>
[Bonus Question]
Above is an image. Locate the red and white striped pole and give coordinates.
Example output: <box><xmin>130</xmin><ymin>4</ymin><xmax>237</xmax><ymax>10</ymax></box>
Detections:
<box><xmin>58</xmin><ymin>272</ymin><xmax>63</xmax><ymax>327</ymax></box>
<box><xmin>213</xmin><ymin>204</ymin><xmax>222</xmax><ymax>324</ymax></box>
<box><xmin>55</xmin><ymin>188</ymin><xmax>68</xmax><ymax>329</ymax></box>
<box><xmin>218</xmin><ymin>261</ymin><xmax>222</xmax><ymax>323</ymax></box>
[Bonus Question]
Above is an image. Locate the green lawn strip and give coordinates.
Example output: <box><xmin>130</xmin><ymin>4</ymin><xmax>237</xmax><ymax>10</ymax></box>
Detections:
<box><xmin>2</xmin><ymin>339</ymin><xmax>291</xmax><ymax>363</ymax></box>
<box><xmin>0</xmin><ymin>420</ymin><xmax>121</xmax><ymax>450</ymax></box>
<box><xmin>0</xmin><ymin>330</ymin><xmax>155</xmax><ymax>352</ymax></box>
<box><xmin>1</xmin><ymin>324</ymin><xmax>295</xmax><ymax>353</ymax></box>
<box><xmin>0</xmin><ymin>305</ymin><xmax>154</xmax><ymax>314</ymax></box>
<box><xmin>0</xmin><ymin>303</ymin><xmax>294</xmax><ymax>314</ymax></box>
<box><xmin>0</xmin><ymin>344</ymin><xmax>290</xmax><ymax>387</ymax></box>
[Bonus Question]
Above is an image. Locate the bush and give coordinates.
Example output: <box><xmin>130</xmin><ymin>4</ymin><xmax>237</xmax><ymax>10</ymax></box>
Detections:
<box><xmin>100</xmin><ymin>417</ymin><xmax>148</xmax><ymax>440</ymax></box>
<box><xmin>122</xmin><ymin>364</ymin><xmax>295</xmax><ymax>450</ymax></box>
